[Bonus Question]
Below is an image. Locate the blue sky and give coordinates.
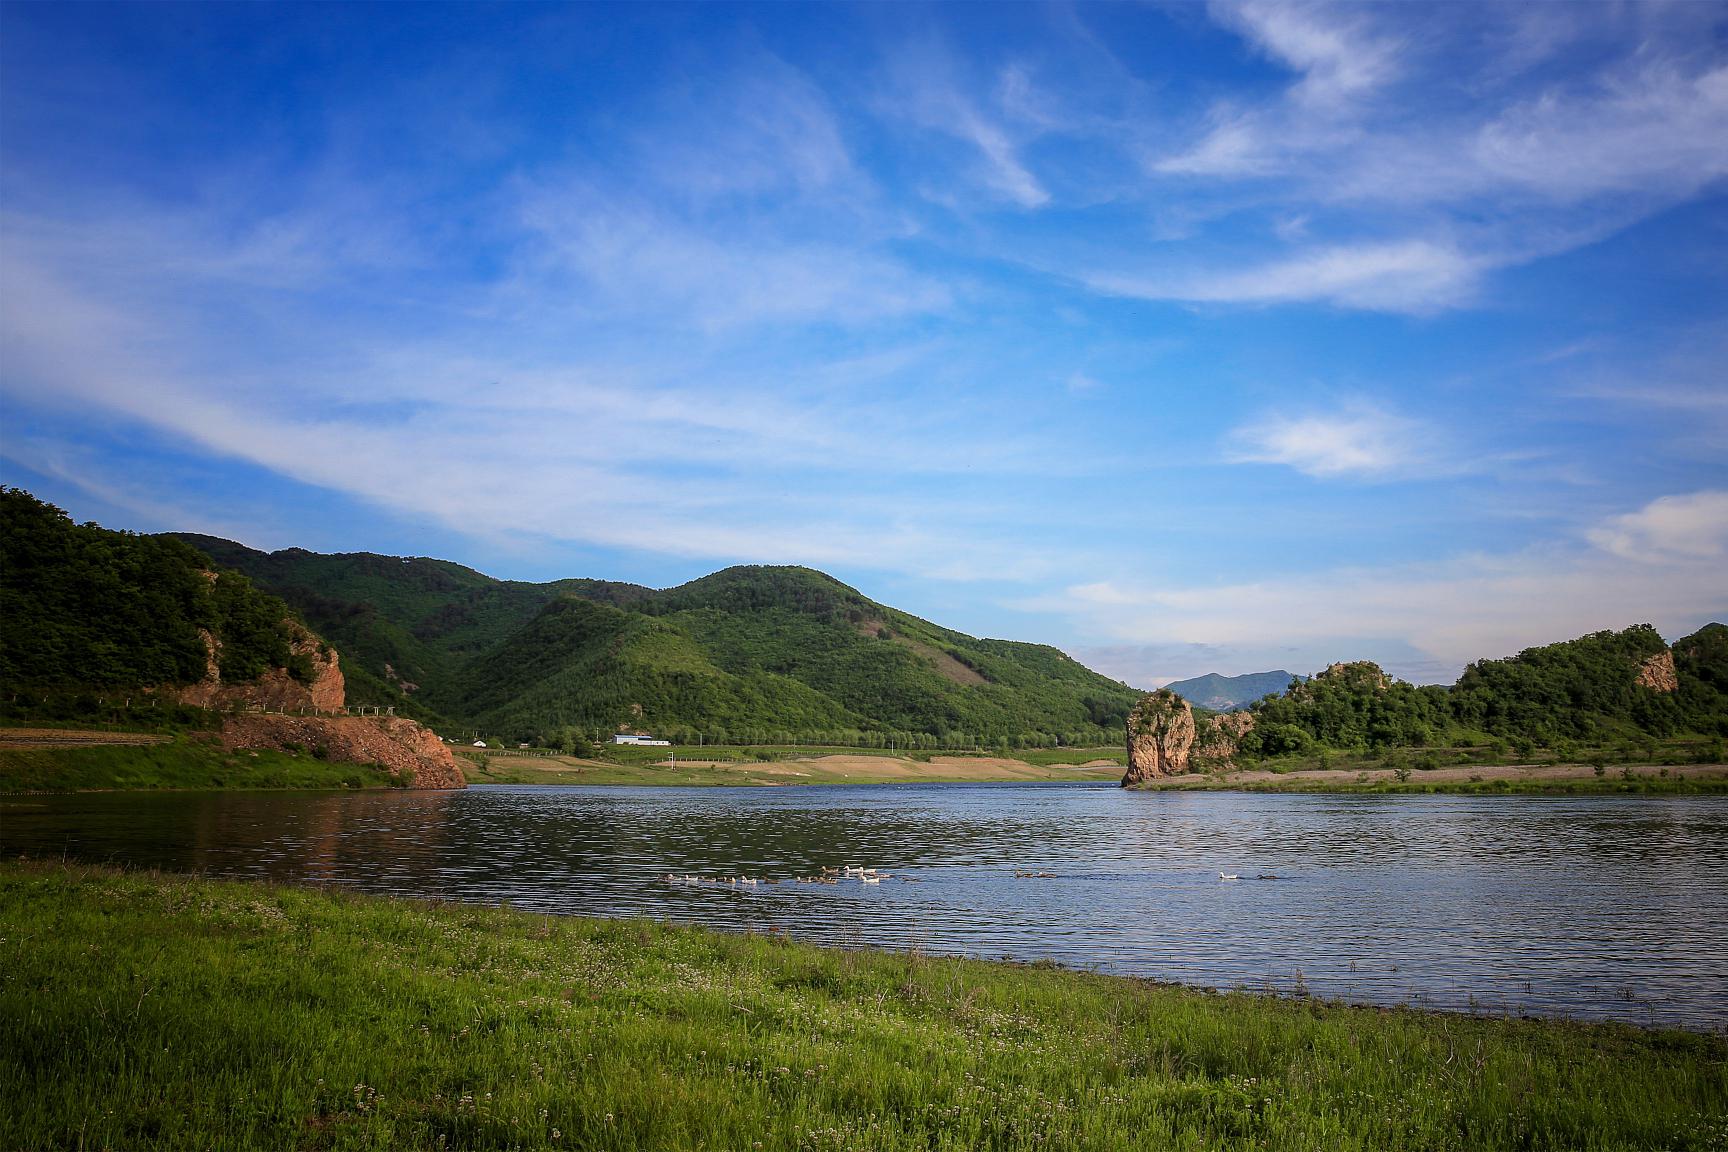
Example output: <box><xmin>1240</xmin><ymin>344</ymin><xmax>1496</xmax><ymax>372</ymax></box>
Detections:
<box><xmin>2</xmin><ymin>1</ymin><xmax>1725</xmax><ymax>687</ymax></box>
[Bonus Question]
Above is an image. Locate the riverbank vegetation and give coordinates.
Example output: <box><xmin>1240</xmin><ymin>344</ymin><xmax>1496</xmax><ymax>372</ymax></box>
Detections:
<box><xmin>0</xmin><ymin>736</ymin><xmax>401</xmax><ymax>792</ymax></box>
<box><xmin>1156</xmin><ymin>761</ymin><xmax>1728</xmax><ymax>796</ymax></box>
<box><xmin>3</xmin><ymin>861</ymin><xmax>1722</xmax><ymax>1151</ymax></box>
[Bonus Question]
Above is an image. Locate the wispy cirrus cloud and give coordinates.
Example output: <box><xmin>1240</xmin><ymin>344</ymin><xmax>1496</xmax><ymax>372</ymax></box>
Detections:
<box><xmin>0</xmin><ymin>184</ymin><xmax>1101</xmax><ymax>590</ymax></box>
<box><xmin>517</xmin><ymin>186</ymin><xmax>949</xmax><ymax>331</ymax></box>
<box><xmin>1137</xmin><ymin>4</ymin><xmax>1728</xmax><ymax>313</ymax></box>
<box><xmin>878</xmin><ymin>39</ymin><xmax>1051</xmax><ymax>209</ymax></box>
<box><xmin>1208</xmin><ymin>0</ymin><xmax>1404</xmax><ymax>108</ymax></box>
<box><xmin>1088</xmin><ymin>239</ymin><xmax>1482</xmax><ymax>313</ymax></box>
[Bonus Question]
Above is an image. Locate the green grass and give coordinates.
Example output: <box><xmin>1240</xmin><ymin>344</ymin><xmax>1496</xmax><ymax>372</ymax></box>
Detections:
<box><xmin>0</xmin><ymin>738</ymin><xmax>401</xmax><ymax>792</ymax></box>
<box><xmin>2</xmin><ymin>861</ymin><xmax>1723</xmax><ymax>1151</ymax></box>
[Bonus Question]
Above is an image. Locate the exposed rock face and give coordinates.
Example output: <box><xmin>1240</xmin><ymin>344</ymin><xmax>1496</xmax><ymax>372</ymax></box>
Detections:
<box><xmin>1637</xmin><ymin>650</ymin><xmax>1679</xmax><ymax>693</ymax></box>
<box><xmin>1302</xmin><ymin>661</ymin><xmax>1389</xmax><ymax>695</ymax></box>
<box><xmin>1194</xmin><ymin>710</ymin><xmax>1255</xmax><ymax>769</ymax></box>
<box><xmin>219</xmin><ymin>714</ymin><xmax>464</xmax><ymax>789</ymax></box>
<box><xmin>177</xmin><ymin>622</ymin><xmax>345</xmax><ymax>713</ymax></box>
<box><xmin>1123</xmin><ymin>689</ymin><xmax>1196</xmax><ymax>786</ymax></box>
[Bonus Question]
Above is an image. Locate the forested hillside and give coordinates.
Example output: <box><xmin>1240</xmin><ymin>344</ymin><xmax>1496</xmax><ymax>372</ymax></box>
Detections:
<box><xmin>168</xmin><ymin>537</ymin><xmax>1142</xmax><ymax>747</ymax></box>
<box><xmin>0</xmin><ymin>488</ymin><xmax>314</xmax><ymax>692</ymax></box>
<box><xmin>10</xmin><ymin>488</ymin><xmax>1715</xmax><ymax>756</ymax></box>
<box><xmin>1236</xmin><ymin>625</ymin><xmax>1728</xmax><ymax>759</ymax></box>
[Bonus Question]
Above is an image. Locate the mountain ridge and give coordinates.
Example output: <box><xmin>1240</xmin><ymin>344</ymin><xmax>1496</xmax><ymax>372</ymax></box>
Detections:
<box><xmin>167</xmin><ymin>536</ymin><xmax>1142</xmax><ymax>747</ymax></box>
<box><xmin>1162</xmin><ymin>670</ymin><xmax>1302</xmax><ymax>712</ymax></box>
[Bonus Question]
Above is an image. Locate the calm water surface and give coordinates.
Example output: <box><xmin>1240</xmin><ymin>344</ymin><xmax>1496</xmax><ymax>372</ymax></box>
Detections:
<box><xmin>5</xmin><ymin>782</ymin><xmax>1725</xmax><ymax>1031</ymax></box>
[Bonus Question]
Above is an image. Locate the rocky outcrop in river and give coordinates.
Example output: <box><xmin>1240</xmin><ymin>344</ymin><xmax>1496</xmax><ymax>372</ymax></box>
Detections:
<box><xmin>1122</xmin><ymin>689</ymin><xmax>1196</xmax><ymax>786</ymax></box>
<box><xmin>220</xmin><ymin>713</ymin><xmax>465</xmax><ymax>789</ymax></box>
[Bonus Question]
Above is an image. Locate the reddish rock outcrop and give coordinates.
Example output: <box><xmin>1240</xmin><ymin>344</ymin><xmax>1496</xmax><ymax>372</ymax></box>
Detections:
<box><xmin>1194</xmin><ymin>710</ymin><xmax>1255</xmax><ymax>769</ymax></box>
<box><xmin>177</xmin><ymin>622</ymin><xmax>345</xmax><ymax>713</ymax></box>
<box><xmin>1637</xmin><ymin>650</ymin><xmax>1679</xmax><ymax>693</ymax></box>
<box><xmin>1123</xmin><ymin>689</ymin><xmax>1197</xmax><ymax>786</ymax></box>
<box><xmin>219</xmin><ymin>714</ymin><xmax>464</xmax><ymax>789</ymax></box>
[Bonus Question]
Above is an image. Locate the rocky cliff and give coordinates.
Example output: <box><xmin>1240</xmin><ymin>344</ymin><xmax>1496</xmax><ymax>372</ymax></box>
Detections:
<box><xmin>177</xmin><ymin>619</ymin><xmax>346</xmax><ymax>713</ymax></box>
<box><xmin>1637</xmin><ymin>650</ymin><xmax>1679</xmax><ymax>693</ymax></box>
<box><xmin>1292</xmin><ymin>661</ymin><xmax>1389</xmax><ymax>698</ymax></box>
<box><xmin>1194</xmin><ymin>710</ymin><xmax>1255</xmax><ymax>769</ymax></box>
<box><xmin>1122</xmin><ymin>689</ymin><xmax>1196</xmax><ymax>786</ymax></box>
<box><xmin>220</xmin><ymin>713</ymin><xmax>464</xmax><ymax>789</ymax></box>
<box><xmin>174</xmin><ymin>607</ymin><xmax>461</xmax><ymax>789</ymax></box>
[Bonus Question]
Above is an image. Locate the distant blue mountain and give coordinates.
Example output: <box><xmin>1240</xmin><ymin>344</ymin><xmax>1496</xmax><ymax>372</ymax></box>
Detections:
<box><xmin>1162</xmin><ymin>670</ymin><xmax>1302</xmax><ymax>712</ymax></box>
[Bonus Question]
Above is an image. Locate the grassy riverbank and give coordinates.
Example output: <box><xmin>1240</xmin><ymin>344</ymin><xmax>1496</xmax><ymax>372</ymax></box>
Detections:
<box><xmin>465</xmin><ymin>747</ymin><xmax>1124</xmax><ymax>787</ymax></box>
<box><xmin>0</xmin><ymin>735</ymin><xmax>401</xmax><ymax>792</ymax></box>
<box><xmin>3</xmin><ymin>862</ymin><xmax>1723</xmax><ymax>1151</ymax></box>
<box><xmin>1143</xmin><ymin>761</ymin><xmax>1728</xmax><ymax>795</ymax></box>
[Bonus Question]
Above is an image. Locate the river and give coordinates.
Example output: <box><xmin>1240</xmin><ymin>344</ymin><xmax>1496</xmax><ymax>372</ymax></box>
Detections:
<box><xmin>4</xmin><ymin>782</ymin><xmax>1724</xmax><ymax>1031</ymax></box>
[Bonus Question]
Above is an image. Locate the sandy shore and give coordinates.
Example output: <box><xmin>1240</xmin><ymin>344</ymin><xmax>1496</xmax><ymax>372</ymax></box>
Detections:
<box><xmin>470</xmin><ymin>752</ymin><xmax>1123</xmax><ymax>786</ymax></box>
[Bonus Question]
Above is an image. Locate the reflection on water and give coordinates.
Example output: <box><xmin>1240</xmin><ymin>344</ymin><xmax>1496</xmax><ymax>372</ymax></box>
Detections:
<box><xmin>5</xmin><ymin>782</ymin><xmax>1725</xmax><ymax>1031</ymax></box>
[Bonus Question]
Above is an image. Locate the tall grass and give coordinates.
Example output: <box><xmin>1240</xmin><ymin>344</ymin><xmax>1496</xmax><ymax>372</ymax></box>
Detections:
<box><xmin>3</xmin><ymin>861</ymin><xmax>1722</xmax><ymax>1150</ymax></box>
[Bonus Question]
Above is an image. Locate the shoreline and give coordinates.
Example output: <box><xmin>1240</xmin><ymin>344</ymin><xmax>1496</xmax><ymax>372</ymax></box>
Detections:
<box><xmin>4</xmin><ymin>859</ymin><xmax>1721</xmax><ymax>1150</ymax></box>
<box><xmin>1137</xmin><ymin>760</ymin><xmax>1728</xmax><ymax>794</ymax></box>
<box><xmin>6</xmin><ymin>727</ymin><xmax>1726</xmax><ymax>795</ymax></box>
<box><xmin>463</xmin><ymin>751</ymin><xmax>1125</xmax><ymax>788</ymax></box>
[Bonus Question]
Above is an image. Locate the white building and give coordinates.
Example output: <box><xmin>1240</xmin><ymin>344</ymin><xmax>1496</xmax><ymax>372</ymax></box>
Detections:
<box><xmin>612</xmin><ymin>734</ymin><xmax>671</xmax><ymax>746</ymax></box>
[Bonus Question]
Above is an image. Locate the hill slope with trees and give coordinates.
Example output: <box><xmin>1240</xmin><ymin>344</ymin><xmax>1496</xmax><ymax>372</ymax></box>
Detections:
<box><xmin>167</xmin><ymin>537</ymin><xmax>1143</xmax><ymax>747</ymax></box>
<box><xmin>1</xmin><ymin>488</ymin><xmax>316</xmax><ymax>694</ymax></box>
<box><xmin>1233</xmin><ymin>625</ymin><xmax>1728</xmax><ymax>761</ymax></box>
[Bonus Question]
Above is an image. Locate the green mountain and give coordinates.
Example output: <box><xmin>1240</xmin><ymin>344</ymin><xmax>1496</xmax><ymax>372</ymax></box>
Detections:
<box><xmin>1164</xmin><ymin>670</ymin><xmax>1301</xmax><ymax>712</ymax></box>
<box><xmin>169</xmin><ymin>536</ymin><xmax>1141</xmax><ymax>747</ymax></box>
<box><xmin>0</xmin><ymin>488</ymin><xmax>317</xmax><ymax>694</ymax></box>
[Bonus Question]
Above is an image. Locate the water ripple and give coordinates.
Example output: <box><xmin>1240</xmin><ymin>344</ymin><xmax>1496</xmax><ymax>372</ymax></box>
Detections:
<box><xmin>4</xmin><ymin>782</ymin><xmax>1725</xmax><ymax>1031</ymax></box>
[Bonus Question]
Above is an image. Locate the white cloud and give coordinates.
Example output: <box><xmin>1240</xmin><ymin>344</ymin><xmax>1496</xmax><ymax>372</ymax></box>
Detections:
<box><xmin>518</xmin><ymin>187</ymin><xmax>949</xmax><ymax>331</ymax></box>
<box><xmin>1475</xmin><ymin>61</ymin><xmax>1728</xmax><ymax>203</ymax></box>
<box><xmin>1587</xmin><ymin>491</ymin><xmax>1728</xmax><ymax>562</ymax></box>
<box><xmin>635</xmin><ymin>53</ymin><xmax>859</xmax><ymax>202</ymax></box>
<box><xmin>1088</xmin><ymin>240</ymin><xmax>1481</xmax><ymax>314</ymax></box>
<box><xmin>880</xmin><ymin>42</ymin><xmax>1051</xmax><ymax>210</ymax></box>
<box><xmin>1135</xmin><ymin>6</ymin><xmax>1728</xmax><ymax>315</ymax></box>
<box><xmin>1335</xmin><ymin>58</ymin><xmax>1728</xmax><ymax>208</ymax></box>
<box><xmin>955</xmin><ymin>106</ymin><xmax>1049</xmax><ymax>208</ymax></box>
<box><xmin>1226</xmin><ymin>404</ymin><xmax>1432</xmax><ymax>479</ymax></box>
<box><xmin>1209</xmin><ymin>0</ymin><xmax>1403</xmax><ymax>107</ymax></box>
<box><xmin>0</xmin><ymin>212</ymin><xmax>1104</xmax><ymax>588</ymax></box>
<box><xmin>1026</xmin><ymin>523</ymin><xmax>1727</xmax><ymax>684</ymax></box>
<box><xmin>1153</xmin><ymin>112</ymin><xmax>1274</xmax><ymax>177</ymax></box>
